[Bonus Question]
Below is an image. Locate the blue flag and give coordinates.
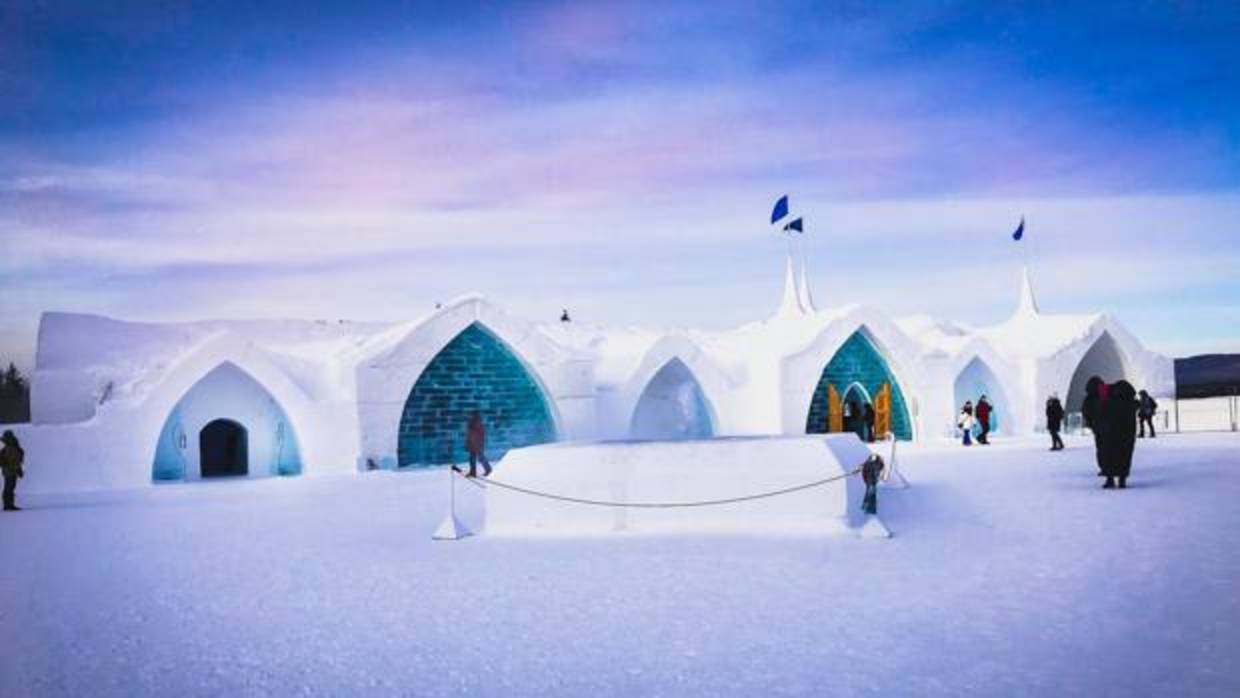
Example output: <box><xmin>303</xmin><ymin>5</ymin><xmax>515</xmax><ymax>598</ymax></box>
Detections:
<box><xmin>1012</xmin><ymin>217</ymin><xmax>1025</xmax><ymax>241</ymax></box>
<box><xmin>771</xmin><ymin>195</ymin><xmax>789</xmax><ymax>225</ymax></box>
<box><xmin>784</xmin><ymin>217</ymin><xmax>803</xmax><ymax>234</ymax></box>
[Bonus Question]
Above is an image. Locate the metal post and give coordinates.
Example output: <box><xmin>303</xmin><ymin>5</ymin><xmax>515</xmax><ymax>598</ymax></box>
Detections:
<box><xmin>881</xmin><ymin>431</ymin><xmax>909</xmax><ymax>489</ymax></box>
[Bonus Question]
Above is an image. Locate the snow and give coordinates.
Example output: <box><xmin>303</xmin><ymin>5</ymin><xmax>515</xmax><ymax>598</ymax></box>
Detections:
<box><xmin>484</xmin><ymin>436</ymin><xmax>873</xmax><ymax>536</ymax></box>
<box><xmin>3</xmin><ymin>432</ymin><xmax>1237</xmax><ymax>697</ymax></box>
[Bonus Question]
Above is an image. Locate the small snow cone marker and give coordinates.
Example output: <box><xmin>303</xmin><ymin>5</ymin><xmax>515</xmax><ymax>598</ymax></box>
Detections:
<box><xmin>432</xmin><ymin>465</ymin><xmax>473</xmax><ymax>541</ymax></box>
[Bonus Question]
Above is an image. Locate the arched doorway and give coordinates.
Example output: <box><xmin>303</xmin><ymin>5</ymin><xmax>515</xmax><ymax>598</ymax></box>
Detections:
<box><xmin>200</xmin><ymin>419</ymin><xmax>248</xmax><ymax>477</ymax></box>
<box><xmin>397</xmin><ymin>322</ymin><xmax>557</xmax><ymax>467</ymax></box>
<box><xmin>151</xmin><ymin>362</ymin><xmax>302</xmax><ymax>481</ymax></box>
<box><xmin>806</xmin><ymin>329</ymin><xmax>913</xmax><ymax>440</ymax></box>
<box><xmin>629</xmin><ymin>358</ymin><xmax>715</xmax><ymax>440</ymax></box>
<box><xmin>841</xmin><ymin>382</ymin><xmax>871</xmax><ymax>440</ymax></box>
<box><xmin>1066</xmin><ymin>332</ymin><xmax>1128</xmax><ymax>412</ymax></box>
<box><xmin>953</xmin><ymin>357</ymin><xmax>1010</xmax><ymax>435</ymax></box>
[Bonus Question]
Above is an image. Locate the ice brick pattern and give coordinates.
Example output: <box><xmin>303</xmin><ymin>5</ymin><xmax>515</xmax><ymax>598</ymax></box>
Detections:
<box><xmin>805</xmin><ymin>330</ymin><xmax>913</xmax><ymax>440</ymax></box>
<box><xmin>397</xmin><ymin>323</ymin><xmax>556</xmax><ymax>467</ymax></box>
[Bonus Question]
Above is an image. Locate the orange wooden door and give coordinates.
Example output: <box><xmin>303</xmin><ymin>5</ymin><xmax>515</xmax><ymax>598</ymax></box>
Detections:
<box><xmin>875</xmin><ymin>383</ymin><xmax>892</xmax><ymax>438</ymax></box>
<box><xmin>828</xmin><ymin>384</ymin><xmax>843</xmax><ymax>432</ymax></box>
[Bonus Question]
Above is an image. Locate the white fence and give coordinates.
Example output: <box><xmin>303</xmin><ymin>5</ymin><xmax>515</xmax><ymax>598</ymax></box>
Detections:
<box><xmin>1064</xmin><ymin>396</ymin><xmax>1239</xmax><ymax>435</ymax></box>
<box><xmin>1166</xmin><ymin>396</ymin><xmax>1240</xmax><ymax>433</ymax></box>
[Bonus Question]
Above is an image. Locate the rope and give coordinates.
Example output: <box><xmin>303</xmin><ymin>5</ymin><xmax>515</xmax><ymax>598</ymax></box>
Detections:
<box><xmin>453</xmin><ymin>465</ymin><xmax>862</xmax><ymax>509</ymax></box>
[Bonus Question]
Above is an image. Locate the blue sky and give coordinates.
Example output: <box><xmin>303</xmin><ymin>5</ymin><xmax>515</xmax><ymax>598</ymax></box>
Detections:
<box><xmin>3</xmin><ymin>1</ymin><xmax>1239</xmax><ymax>370</ymax></box>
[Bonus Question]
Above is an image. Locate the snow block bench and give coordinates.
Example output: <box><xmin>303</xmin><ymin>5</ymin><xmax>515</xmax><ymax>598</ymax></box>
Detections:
<box><xmin>484</xmin><ymin>435</ymin><xmax>886</xmax><ymax>536</ymax></box>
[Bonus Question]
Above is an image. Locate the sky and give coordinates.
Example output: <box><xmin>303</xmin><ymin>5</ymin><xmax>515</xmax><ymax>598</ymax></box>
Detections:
<box><xmin>2</xmin><ymin>1</ymin><xmax>1239</xmax><ymax>372</ymax></box>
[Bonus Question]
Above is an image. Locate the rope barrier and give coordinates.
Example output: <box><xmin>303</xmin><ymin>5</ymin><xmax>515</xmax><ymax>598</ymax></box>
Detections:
<box><xmin>452</xmin><ymin>465</ymin><xmax>862</xmax><ymax>509</ymax></box>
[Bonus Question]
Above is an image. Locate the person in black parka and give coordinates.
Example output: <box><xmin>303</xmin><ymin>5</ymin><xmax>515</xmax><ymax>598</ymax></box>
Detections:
<box><xmin>1081</xmin><ymin>376</ymin><xmax>1107</xmax><ymax>476</ymax></box>
<box><xmin>1101</xmin><ymin>380</ymin><xmax>1139</xmax><ymax>489</ymax></box>
<box><xmin>1045</xmin><ymin>394</ymin><xmax>1065</xmax><ymax>451</ymax></box>
<box><xmin>1137</xmin><ymin>390</ymin><xmax>1158</xmax><ymax>438</ymax></box>
<box><xmin>1</xmin><ymin>430</ymin><xmax>25</xmax><ymax>511</ymax></box>
<box><xmin>861</xmin><ymin>453</ymin><xmax>885</xmax><ymax>515</ymax></box>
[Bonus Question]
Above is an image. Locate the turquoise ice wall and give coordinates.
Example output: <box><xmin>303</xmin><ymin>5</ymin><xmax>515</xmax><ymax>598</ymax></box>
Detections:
<box><xmin>153</xmin><ymin>406</ymin><xmax>187</xmax><ymax>480</ymax></box>
<box><xmin>804</xmin><ymin>330</ymin><xmax>913</xmax><ymax>440</ymax></box>
<box><xmin>397</xmin><ymin>323</ymin><xmax>557</xmax><ymax>467</ymax></box>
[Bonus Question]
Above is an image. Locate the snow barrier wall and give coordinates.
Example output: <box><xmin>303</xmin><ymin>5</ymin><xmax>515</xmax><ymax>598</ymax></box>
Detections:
<box><xmin>484</xmin><ymin>435</ymin><xmax>874</xmax><ymax>536</ymax></box>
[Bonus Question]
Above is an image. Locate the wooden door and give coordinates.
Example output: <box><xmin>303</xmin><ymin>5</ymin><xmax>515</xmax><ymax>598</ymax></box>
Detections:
<box><xmin>875</xmin><ymin>383</ymin><xmax>892</xmax><ymax>439</ymax></box>
<box><xmin>828</xmin><ymin>384</ymin><xmax>843</xmax><ymax>432</ymax></box>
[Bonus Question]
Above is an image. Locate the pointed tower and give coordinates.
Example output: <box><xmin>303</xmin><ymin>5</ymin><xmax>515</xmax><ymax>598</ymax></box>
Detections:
<box><xmin>776</xmin><ymin>252</ymin><xmax>804</xmax><ymax>317</ymax></box>
<box><xmin>1016</xmin><ymin>265</ymin><xmax>1039</xmax><ymax>317</ymax></box>
<box><xmin>797</xmin><ymin>257</ymin><xmax>817</xmax><ymax>313</ymax></box>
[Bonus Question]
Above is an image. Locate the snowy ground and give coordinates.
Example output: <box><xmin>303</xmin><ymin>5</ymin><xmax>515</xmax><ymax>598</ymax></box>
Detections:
<box><xmin>2</xmin><ymin>432</ymin><xmax>1238</xmax><ymax>697</ymax></box>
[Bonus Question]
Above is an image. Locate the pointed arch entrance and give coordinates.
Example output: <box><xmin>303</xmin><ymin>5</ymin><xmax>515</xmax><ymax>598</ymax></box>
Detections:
<box><xmin>805</xmin><ymin>330</ymin><xmax>912</xmax><ymax>440</ymax></box>
<box><xmin>629</xmin><ymin>358</ymin><xmax>715</xmax><ymax>440</ymax></box>
<box><xmin>954</xmin><ymin>357</ymin><xmax>1011</xmax><ymax>435</ymax></box>
<box><xmin>397</xmin><ymin>322</ymin><xmax>557</xmax><ymax>467</ymax></box>
<box><xmin>151</xmin><ymin>362</ymin><xmax>303</xmax><ymax>481</ymax></box>
<box><xmin>1066</xmin><ymin>332</ymin><xmax>1129</xmax><ymax>412</ymax></box>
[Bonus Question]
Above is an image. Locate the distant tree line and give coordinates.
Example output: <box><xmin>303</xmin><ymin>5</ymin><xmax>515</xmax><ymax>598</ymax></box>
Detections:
<box><xmin>0</xmin><ymin>362</ymin><xmax>31</xmax><ymax>423</ymax></box>
<box><xmin>1175</xmin><ymin>354</ymin><xmax>1240</xmax><ymax>399</ymax></box>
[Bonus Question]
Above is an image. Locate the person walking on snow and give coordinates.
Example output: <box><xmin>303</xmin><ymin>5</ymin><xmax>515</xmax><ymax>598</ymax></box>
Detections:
<box><xmin>1082</xmin><ymin>376</ymin><xmax>1108</xmax><ymax>476</ymax></box>
<box><xmin>1</xmin><ymin>430</ymin><xmax>25</xmax><ymax>511</ymax></box>
<box><xmin>1101</xmin><ymin>381</ymin><xmax>1139</xmax><ymax>489</ymax></box>
<box><xmin>1137</xmin><ymin>390</ymin><xmax>1158</xmax><ymax>438</ymax></box>
<box><xmin>1046</xmin><ymin>394</ymin><xmax>1065</xmax><ymax>451</ymax></box>
<box><xmin>975</xmin><ymin>395</ymin><xmax>993</xmax><ymax>445</ymax></box>
<box><xmin>861</xmin><ymin>453</ymin><xmax>885</xmax><ymax>515</ymax></box>
<box><xmin>958</xmin><ymin>401</ymin><xmax>975</xmax><ymax>446</ymax></box>
<box><xmin>464</xmin><ymin>411</ymin><xmax>492</xmax><ymax>478</ymax></box>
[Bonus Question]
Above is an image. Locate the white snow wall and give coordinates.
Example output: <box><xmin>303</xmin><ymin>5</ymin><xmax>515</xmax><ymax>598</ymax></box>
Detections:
<box><xmin>18</xmin><ymin>332</ymin><xmax>358</xmax><ymax>493</ymax></box>
<box><xmin>152</xmin><ymin>362</ymin><xmax>302</xmax><ymax>480</ymax></box>
<box><xmin>485</xmin><ymin>435</ymin><xmax>874</xmax><ymax>535</ymax></box>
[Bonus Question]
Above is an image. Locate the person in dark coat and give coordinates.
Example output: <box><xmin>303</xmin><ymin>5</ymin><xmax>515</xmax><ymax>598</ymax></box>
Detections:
<box><xmin>1101</xmin><ymin>380</ymin><xmax>1139</xmax><ymax>489</ymax></box>
<box><xmin>860</xmin><ymin>453</ymin><xmax>885</xmax><ymax>515</ymax></box>
<box><xmin>1081</xmin><ymin>376</ymin><xmax>1107</xmax><ymax>476</ymax></box>
<box><xmin>1</xmin><ymin>430</ymin><xmax>25</xmax><ymax>511</ymax></box>
<box><xmin>1045</xmin><ymin>394</ymin><xmax>1065</xmax><ymax>451</ymax></box>
<box><xmin>1137</xmin><ymin>390</ymin><xmax>1158</xmax><ymax>438</ymax></box>
<box><xmin>464</xmin><ymin>412</ymin><xmax>492</xmax><ymax>478</ymax></box>
<box><xmin>863</xmin><ymin>402</ymin><xmax>876</xmax><ymax>443</ymax></box>
<box><xmin>975</xmin><ymin>396</ymin><xmax>993</xmax><ymax>445</ymax></box>
<box><xmin>844</xmin><ymin>399</ymin><xmax>861</xmax><ymax>439</ymax></box>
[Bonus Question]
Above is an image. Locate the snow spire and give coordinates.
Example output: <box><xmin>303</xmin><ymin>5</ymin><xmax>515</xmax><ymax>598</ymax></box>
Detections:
<box><xmin>776</xmin><ymin>252</ymin><xmax>805</xmax><ymax>317</ymax></box>
<box><xmin>797</xmin><ymin>256</ymin><xmax>817</xmax><ymax>313</ymax></box>
<box><xmin>1016</xmin><ymin>265</ymin><xmax>1039</xmax><ymax>317</ymax></box>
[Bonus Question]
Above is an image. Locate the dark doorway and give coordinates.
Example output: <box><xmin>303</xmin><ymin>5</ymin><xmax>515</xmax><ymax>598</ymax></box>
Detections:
<box><xmin>200</xmin><ymin>419</ymin><xmax>248</xmax><ymax>477</ymax></box>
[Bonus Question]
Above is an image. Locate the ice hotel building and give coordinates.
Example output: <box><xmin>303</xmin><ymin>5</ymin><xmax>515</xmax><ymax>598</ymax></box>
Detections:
<box><xmin>20</xmin><ymin>261</ymin><xmax>1174</xmax><ymax>492</ymax></box>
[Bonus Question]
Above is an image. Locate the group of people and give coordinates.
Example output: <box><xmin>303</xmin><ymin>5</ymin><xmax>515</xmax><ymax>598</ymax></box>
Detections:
<box><xmin>956</xmin><ymin>396</ymin><xmax>993</xmax><ymax>446</ymax></box>
<box><xmin>1082</xmin><ymin>377</ymin><xmax>1144</xmax><ymax>488</ymax></box>
<box><xmin>1043</xmin><ymin>388</ymin><xmax>1156</xmax><ymax>453</ymax></box>
<box><xmin>1044</xmin><ymin>381</ymin><xmax>1159</xmax><ymax>488</ymax></box>
<box><xmin>843</xmin><ymin>399</ymin><xmax>878</xmax><ymax>443</ymax></box>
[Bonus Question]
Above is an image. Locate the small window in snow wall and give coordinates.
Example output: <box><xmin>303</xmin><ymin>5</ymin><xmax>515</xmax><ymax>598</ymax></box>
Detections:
<box><xmin>397</xmin><ymin>323</ymin><xmax>557</xmax><ymax>467</ymax></box>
